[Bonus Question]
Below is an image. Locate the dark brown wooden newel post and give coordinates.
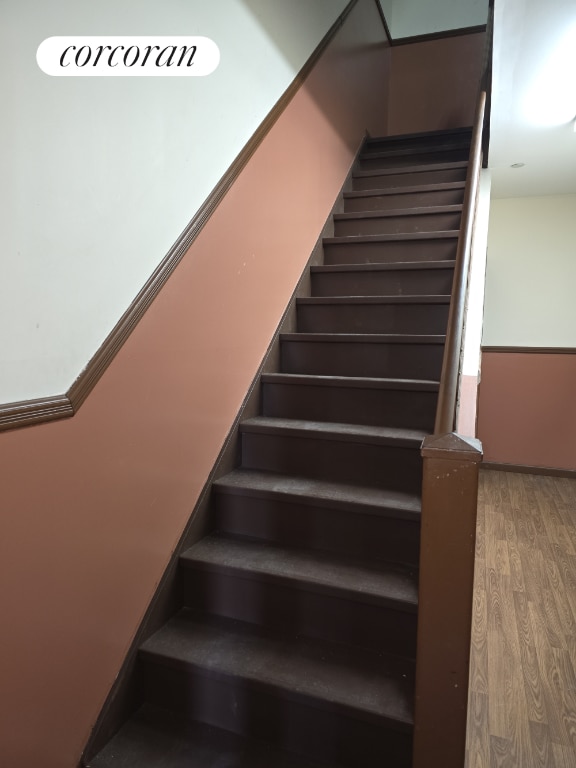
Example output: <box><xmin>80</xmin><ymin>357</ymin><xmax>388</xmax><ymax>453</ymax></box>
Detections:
<box><xmin>413</xmin><ymin>432</ymin><xmax>482</xmax><ymax>768</ymax></box>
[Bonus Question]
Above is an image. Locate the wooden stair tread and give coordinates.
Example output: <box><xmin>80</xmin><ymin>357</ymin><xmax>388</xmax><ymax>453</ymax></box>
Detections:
<box><xmin>323</xmin><ymin>231</ymin><xmax>459</xmax><ymax>245</ymax></box>
<box><xmin>344</xmin><ymin>181</ymin><xmax>466</xmax><ymax>198</ymax></box>
<box><xmin>261</xmin><ymin>373</ymin><xmax>439</xmax><ymax>390</ymax></box>
<box><xmin>311</xmin><ymin>260</ymin><xmax>455</xmax><ymax>273</ymax></box>
<box><xmin>281</xmin><ymin>332</ymin><xmax>445</xmax><ymax>345</ymax></box>
<box><xmin>334</xmin><ymin>205</ymin><xmax>462</xmax><ymax>221</ymax></box>
<box><xmin>180</xmin><ymin>535</ymin><xmax>418</xmax><ymax>612</ymax></box>
<box><xmin>353</xmin><ymin>160</ymin><xmax>468</xmax><ymax>179</ymax></box>
<box><xmin>213</xmin><ymin>468</ymin><xmax>422</xmax><ymax>520</ymax></box>
<box><xmin>87</xmin><ymin>703</ymin><xmax>338</xmax><ymax>768</ymax></box>
<box><xmin>141</xmin><ymin>611</ymin><xmax>415</xmax><ymax>727</ymax></box>
<box><xmin>240</xmin><ymin>416</ymin><xmax>428</xmax><ymax>448</ymax></box>
<box><xmin>297</xmin><ymin>295</ymin><xmax>450</xmax><ymax>306</ymax></box>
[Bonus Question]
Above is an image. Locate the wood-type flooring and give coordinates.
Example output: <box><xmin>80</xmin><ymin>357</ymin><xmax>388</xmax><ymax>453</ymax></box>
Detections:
<box><xmin>466</xmin><ymin>469</ymin><xmax>576</xmax><ymax>767</ymax></box>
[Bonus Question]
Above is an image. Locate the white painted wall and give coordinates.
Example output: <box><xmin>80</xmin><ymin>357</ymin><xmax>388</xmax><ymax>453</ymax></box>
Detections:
<box><xmin>0</xmin><ymin>0</ymin><xmax>348</xmax><ymax>403</ymax></box>
<box><xmin>482</xmin><ymin>194</ymin><xmax>576</xmax><ymax>347</ymax></box>
<box><xmin>380</xmin><ymin>0</ymin><xmax>488</xmax><ymax>39</ymax></box>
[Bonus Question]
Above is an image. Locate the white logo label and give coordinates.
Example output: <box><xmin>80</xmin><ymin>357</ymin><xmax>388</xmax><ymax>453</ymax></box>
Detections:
<box><xmin>37</xmin><ymin>36</ymin><xmax>220</xmax><ymax>77</ymax></box>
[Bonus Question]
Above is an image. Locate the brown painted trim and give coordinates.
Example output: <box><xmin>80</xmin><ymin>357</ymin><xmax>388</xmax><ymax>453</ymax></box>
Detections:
<box><xmin>482</xmin><ymin>346</ymin><xmax>576</xmax><ymax>355</ymax></box>
<box><xmin>1</xmin><ymin>0</ymin><xmax>362</xmax><ymax>434</ymax></box>
<box><xmin>482</xmin><ymin>462</ymin><xmax>576</xmax><ymax>479</ymax></box>
<box><xmin>391</xmin><ymin>24</ymin><xmax>487</xmax><ymax>46</ymax></box>
<box><xmin>481</xmin><ymin>2</ymin><xmax>493</xmax><ymax>167</ymax></box>
<box><xmin>372</xmin><ymin>0</ymin><xmax>392</xmax><ymax>43</ymax></box>
<box><xmin>0</xmin><ymin>395</ymin><xmax>74</xmax><ymax>431</ymax></box>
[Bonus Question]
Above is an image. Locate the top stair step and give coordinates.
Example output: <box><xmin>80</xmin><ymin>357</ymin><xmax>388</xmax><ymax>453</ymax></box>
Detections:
<box><xmin>363</xmin><ymin>127</ymin><xmax>472</xmax><ymax>155</ymax></box>
<box><xmin>357</xmin><ymin>147</ymin><xmax>469</xmax><ymax>172</ymax></box>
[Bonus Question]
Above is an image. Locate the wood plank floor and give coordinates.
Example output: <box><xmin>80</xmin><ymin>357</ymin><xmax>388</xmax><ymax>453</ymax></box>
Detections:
<box><xmin>465</xmin><ymin>469</ymin><xmax>576</xmax><ymax>768</ymax></box>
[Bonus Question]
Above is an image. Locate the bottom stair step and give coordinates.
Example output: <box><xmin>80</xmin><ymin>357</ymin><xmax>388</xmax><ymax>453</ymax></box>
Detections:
<box><xmin>138</xmin><ymin>612</ymin><xmax>414</xmax><ymax>767</ymax></box>
<box><xmin>85</xmin><ymin>703</ymin><xmax>344</xmax><ymax>767</ymax></box>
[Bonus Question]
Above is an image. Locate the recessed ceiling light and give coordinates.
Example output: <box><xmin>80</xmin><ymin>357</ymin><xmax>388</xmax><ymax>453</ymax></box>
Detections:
<box><xmin>510</xmin><ymin>163</ymin><xmax>525</xmax><ymax>168</ymax></box>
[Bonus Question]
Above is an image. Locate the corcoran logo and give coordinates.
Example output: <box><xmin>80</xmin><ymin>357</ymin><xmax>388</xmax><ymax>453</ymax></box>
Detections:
<box><xmin>37</xmin><ymin>36</ymin><xmax>220</xmax><ymax>77</ymax></box>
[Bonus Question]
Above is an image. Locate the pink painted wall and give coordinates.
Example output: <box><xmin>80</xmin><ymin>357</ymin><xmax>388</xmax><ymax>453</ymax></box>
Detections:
<box><xmin>478</xmin><ymin>352</ymin><xmax>576</xmax><ymax>471</ymax></box>
<box><xmin>387</xmin><ymin>32</ymin><xmax>486</xmax><ymax>135</ymax></box>
<box><xmin>0</xmin><ymin>3</ymin><xmax>389</xmax><ymax>767</ymax></box>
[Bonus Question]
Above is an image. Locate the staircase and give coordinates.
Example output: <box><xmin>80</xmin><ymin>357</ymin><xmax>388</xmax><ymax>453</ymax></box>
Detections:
<box><xmin>86</xmin><ymin>127</ymin><xmax>471</xmax><ymax>768</ymax></box>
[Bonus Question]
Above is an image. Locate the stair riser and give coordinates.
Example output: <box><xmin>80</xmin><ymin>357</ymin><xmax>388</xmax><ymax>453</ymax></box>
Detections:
<box><xmin>344</xmin><ymin>188</ymin><xmax>465</xmax><ymax>212</ymax></box>
<box><xmin>353</xmin><ymin>166</ymin><xmax>467</xmax><ymax>190</ymax></box>
<box><xmin>311</xmin><ymin>268</ymin><xmax>454</xmax><ymax>296</ymax></box>
<box><xmin>297</xmin><ymin>302</ymin><xmax>449</xmax><ymax>335</ymax></box>
<box><xmin>214</xmin><ymin>492</ymin><xmax>421</xmax><ymax>566</ymax></box>
<box><xmin>181</xmin><ymin>568</ymin><xmax>418</xmax><ymax>656</ymax></box>
<box><xmin>334</xmin><ymin>212</ymin><xmax>461</xmax><ymax>237</ymax></box>
<box><xmin>141</xmin><ymin>662</ymin><xmax>413</xmax><ymax>768</ymax></box>
<box><xmin>241</xmin><ymin>432</ymin><xmax>423</xmax><ymax>493</ymax></box>
<box><xmin>323</xmin><ymin>238</ymin><xmax>457</xmax><ymax>265</ymax></box>
<box><xmin>262</xmin><ymin>380</ymin><xmax>437</xmax><ymax>430</ymax></box>
<box><xmin>358</xmin><ymin>148</ymin><xmax>469</xmax><ymax>171</ymax></box>
<box><xmin>281</xmin><ymin>339</ymin><xmax>444</xmax><ymax>380</ymax></box>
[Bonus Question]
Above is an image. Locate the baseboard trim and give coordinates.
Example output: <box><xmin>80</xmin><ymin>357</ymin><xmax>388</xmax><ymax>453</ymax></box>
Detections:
<box><xmin>1</xmin><ymin>0</ymin><xmax>362</xmax><ymax>434</ymax></box>
<box><xmin>482</xmin><ymin>461</ymin><xmax>576</xmax><ymax>479</ymax></box>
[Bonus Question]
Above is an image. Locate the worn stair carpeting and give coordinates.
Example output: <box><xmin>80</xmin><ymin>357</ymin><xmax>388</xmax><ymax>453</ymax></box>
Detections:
<box><xmin>86</xmin><ymin>126</ymin><xmax>471</xmax><ymax>768</ymax></box>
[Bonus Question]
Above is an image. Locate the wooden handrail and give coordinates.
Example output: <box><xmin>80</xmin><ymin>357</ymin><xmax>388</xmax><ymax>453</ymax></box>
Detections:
<box><xmin>433</xmin><ymin>89</ymin><xmax>486</xmax><ymax>434</ymax></box>
<box><xmin>481</xmin><ymin>2</ymin><xmax>494</xmax><ymax>166</ymax></box>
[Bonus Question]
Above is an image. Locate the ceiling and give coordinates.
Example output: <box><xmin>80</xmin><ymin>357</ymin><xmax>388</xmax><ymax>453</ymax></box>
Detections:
<box><xmin>378</xmin><ymin>0</ymin><xmax>488</xmax><ymax>40</ymax></box>
<box><xmin>490</xmin><ymin>0</ymin><xmax>576</xmax><ymax>198</ymax></box>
